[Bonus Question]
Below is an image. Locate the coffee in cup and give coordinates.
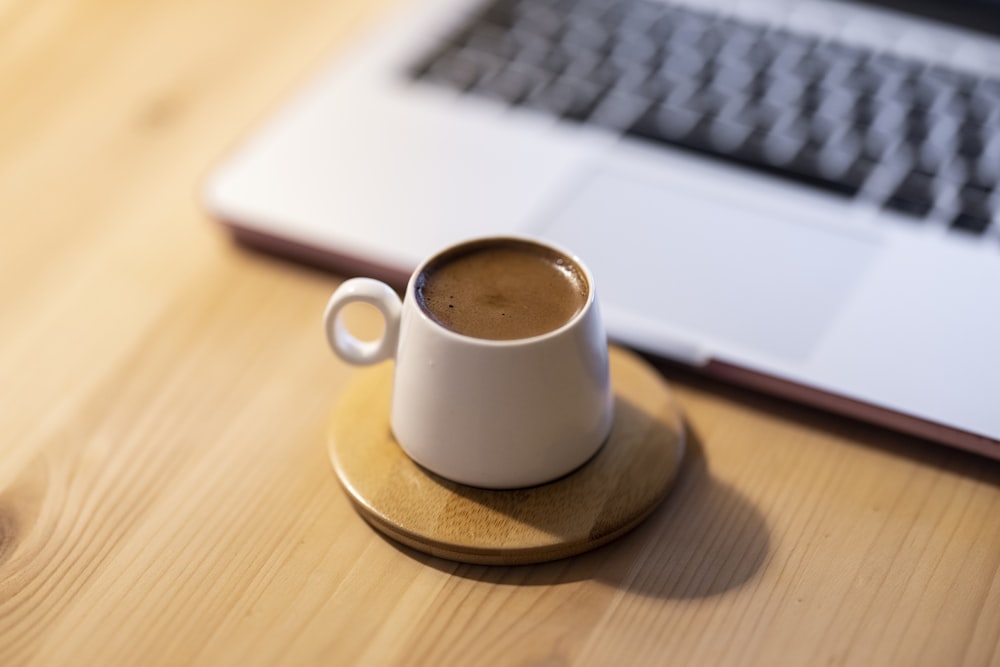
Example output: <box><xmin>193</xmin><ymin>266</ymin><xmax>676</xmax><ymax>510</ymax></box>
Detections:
<box><xmin>415</xmin><ymin>238</ymin><xmax>588</xmax><ymax>340</ymax></box>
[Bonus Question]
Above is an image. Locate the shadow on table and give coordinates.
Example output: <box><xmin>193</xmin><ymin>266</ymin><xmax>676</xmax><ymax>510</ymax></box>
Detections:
<box><xmin>385</xmin><ymin>426</ymin><xmax>771</xmax><ymax>600</ymax></box>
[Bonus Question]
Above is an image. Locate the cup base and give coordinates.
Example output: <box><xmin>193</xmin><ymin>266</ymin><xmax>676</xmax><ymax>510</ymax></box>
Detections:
<box><xmin>328</xmin><ymin>346</ymin><xmax>686</xmax><ymax>566</ymax></box>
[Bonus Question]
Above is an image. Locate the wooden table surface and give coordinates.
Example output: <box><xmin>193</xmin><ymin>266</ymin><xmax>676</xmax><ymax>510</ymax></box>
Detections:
<box><xmin>2</xmin><ymin>1</ymin><xmax>999</xmax><ymax>665</ymax></box>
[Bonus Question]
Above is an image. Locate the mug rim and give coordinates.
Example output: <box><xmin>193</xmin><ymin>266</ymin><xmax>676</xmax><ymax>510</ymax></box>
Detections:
<box><xmin>406</xmin><ymin>234</ymin><xmax>597</xmax><ymax>347</ymax></box>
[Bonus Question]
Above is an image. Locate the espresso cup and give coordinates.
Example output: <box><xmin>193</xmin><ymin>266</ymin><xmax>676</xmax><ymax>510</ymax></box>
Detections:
<box><xmin>323</xmin><ymin>236</ymin><xmax>613</xmax><ymax>489</ymax></box>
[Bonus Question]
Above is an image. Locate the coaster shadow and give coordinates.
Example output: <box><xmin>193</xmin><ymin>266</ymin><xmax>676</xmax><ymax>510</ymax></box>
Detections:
<box><xmin>392</xmin><ymin>421</ymin><xmax>771</xmax><ymax>600</ymax></box>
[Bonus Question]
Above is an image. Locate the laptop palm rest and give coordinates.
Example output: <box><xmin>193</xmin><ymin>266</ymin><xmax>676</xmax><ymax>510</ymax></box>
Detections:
<box><xmin>537</xmin><ymin>167</ymin><xmax>881</xmax><ymax>364</ymax></box>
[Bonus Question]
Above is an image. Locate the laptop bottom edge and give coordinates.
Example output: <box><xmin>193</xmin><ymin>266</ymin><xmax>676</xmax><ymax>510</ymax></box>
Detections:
<box><xmin>702</xmin><ymin>358</ymin><xmax>1000</xmax><ymax>461</ymax></box>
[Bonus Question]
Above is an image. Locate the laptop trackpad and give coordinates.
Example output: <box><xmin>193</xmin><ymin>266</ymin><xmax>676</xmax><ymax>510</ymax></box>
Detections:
<box><xmin>536</xmin><ymin>167</ymin><xmax>880</xmax><ymax>363</ymax></box>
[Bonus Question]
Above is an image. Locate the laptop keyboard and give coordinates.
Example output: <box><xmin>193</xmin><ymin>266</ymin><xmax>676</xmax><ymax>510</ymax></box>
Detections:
<box><xmin>408</xmin><ymin>0</ymin><xmax>1000</xmax><ymax>238</ymax></box>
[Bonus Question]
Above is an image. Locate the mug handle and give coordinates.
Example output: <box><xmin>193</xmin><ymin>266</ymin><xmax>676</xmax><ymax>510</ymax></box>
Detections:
<box><xmin>323</xmin><ymin>278</ymin><xmax>402</xmax><ymax>365</ymax></box>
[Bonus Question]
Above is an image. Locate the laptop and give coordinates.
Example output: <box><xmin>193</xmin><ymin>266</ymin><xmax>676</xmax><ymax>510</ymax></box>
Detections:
<box><xmin>203</xmin><ymin>0</ymin><xmax>1000</xmax><ymax>459</ymax></box>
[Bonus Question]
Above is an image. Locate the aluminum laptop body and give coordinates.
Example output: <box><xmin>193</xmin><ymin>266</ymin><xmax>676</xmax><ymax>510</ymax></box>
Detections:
<box><xmin>204</xmin><ymin>0</ymin><xmax>1000</xmax><ymax>458</ymax></box>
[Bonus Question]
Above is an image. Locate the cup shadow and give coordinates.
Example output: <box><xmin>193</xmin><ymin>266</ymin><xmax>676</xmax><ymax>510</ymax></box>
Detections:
<box><xmin>386</xmin><ymin>423</ymin><xmax>771</xmax><ymax>600</ymax></box>
<box><xmin>594</xmin><ymin>426</ymin><xmax>771</xmax><ymax>599</ymax></box>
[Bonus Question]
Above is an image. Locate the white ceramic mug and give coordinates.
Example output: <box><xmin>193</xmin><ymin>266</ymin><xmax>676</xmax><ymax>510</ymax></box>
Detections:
<box><xmin>323</xmin><ymin>236</ymin><xmax>613</xmax><ymax>489</ymax></box>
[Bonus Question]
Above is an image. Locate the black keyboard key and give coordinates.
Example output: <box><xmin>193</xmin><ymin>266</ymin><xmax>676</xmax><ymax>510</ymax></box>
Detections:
<box><xmin>465</xmin><ymin>24</ymin><xmax>517</xmax><ymax>59</ymax></box>
<box><xmin>715</xmin><ymin>27</ymin><xmax>764</xmax><ymax>63</ymax></box>
<box><xmin>709</xmin><ymin>61</ymin><xmax>759</xmax><ymax>93</ymax></box>
<box><xmin>474</xmin><ymin>63</ymin><xmax>549</xmax><ymax>104</ymax></box>
<box><xmin>558</xmin><ymin>42</ymin><xmax>603</xmax><ymax>78</ymax></box>
<box><xmin>968</xmin><ymin>86</ymin><xmax>1000</xmax><ymax>123</ymax></box>
<box><xmin>760</xmin><ymin>75</ymin><xmax>809</xmax><ymax>106</ymax></box>
<box><xmin>957</xmin><ymin>127</ymin><xmax>986</xmax><ymax>159</ymax></box>
<box><xmin>713</xmin><ymin>93</ymin><xmax>752</xmax><ymax>123</ymax></box>
<box><xmin>660</xmin><ymin>48</ymin><xmax>710</xmax><ymax>79</ymax></box>
<box><xmin>842</xmin><ymin>67</ymin><xmax>884</xmax><ymax>95</ymax></box>
<box><xmin>760</xmin><ymin>131</ymin><xmax>806</xmax><ymax>167</ymax></box>
<box><xmin>735</xmin><ymin>100</ymin><xmax>784</xmax><ymax>132</ymax></box>
<box><xmin>507</xmin><ymin>36</ymin><xmax>550</xmax><ymax>67</ymax></box>
<box><xmin>784</xmin><ymin>144</ymin><xmax>840</xmax><ymax>189</ymax></box>
<box><xmin>478</xmin><ymin>0</ymin><xmax>520</xmax><ymax>28</ymax></box>
<box><xmin>979</xmin><ymin>138</ymin><xmax>1000</xmax><ymax>181</ymax></box>
<box><xmin>628</xmin><ymin>103</ymin><xmax>703</xmax><ymax>143</ymax></box>
<box><xmin>951</xmin><ymin>212</ymin><xmax>993</xmax><ymax>234</ymax></box>
<box><xmin>647</xmin><ymin>13</ymin><xmax>679</xmax><ymax>42</ymax></box>
<box><xmin>923</xmin><ymin>64</ymin><xmax>980</xmax><ymax>94</ymax></box>
<box><xmin>573</xmin><ymin>59</ymin><xmax>624</xmax><ymax>90</ymax></box>
<box><xmin>610</xmin><ymin>64</ymin><xmax>658</xmax><ymax>97</ymax></box>
<box><xmin>407</xmin><ymin>45</ymin><xmax>444</xmax><ymax>81</ymax></box>
<box><xmin>738</xmin><ymin>41</ymin><xmax>776</xmax><ymax>70</ymax></box>
<box><xmin>589</xmin><ymin>91</ymin><xmax>651</xmax><ymax>130</ymax></box>
<box><xmin>905</xmin><ymin>109</ymin><xmax>934</xmax><ymax>140</ymax></box>
<box><xmin>678</xmin><ymin>86</ymin><xmax>730</xmax><ymax>117</ymax></box>
<box><xmin>778</xmin><ymin>143</ymin><xmax>871</xmax><ymax>194</ymax></box>
<box><xmin>762</xmin><ymin>28</ymin><xmax>818</xmax><ymax>59</ymax></box>
<box><xmin>607</xmin><ymin>34</ymin><xmax>658</xmax><ymax>67</ymax></box>
<box><xmin>693</xmin><ymin>26</ymin><xmax>725</xmax><ymax>55</ymax></box>
<box><xmin>637</xmin><ymin>70</ymin><xmax>688</xmax><ymax>102</ymax></box>
<box><xmin>814</xmin><ymin>87</ymin><xmax>858</xmax><ymax>120</ymax></box>
<box><xmin>514</xmin><ymin>5</ymin><xmax>563</xmax><ymax>38</ymax></box>
<box><xmin>790</xmin><ymin>53</ymin><xmax>831</xmax><ymax>82</ymax></box>
<box><xmin>858</xmin><ymin>127</ymin><xmax>896</xmax><ymax>162</ymax></box>
<box><xmin>561</xmin><ymin>15</ymin><xmax>611</xmax><ymax>53</ymax></box>
<box><xmin>917</xmin><ymin>138</ymin><xmax>958</xmax><ymax>175</ymax></box>
<box><xmin>414</xmin><ymin>48</ymin><xmax>498</xmax><ymax>90</ymax></box>
<box><xmin>727</xmin><ymin>129</ymin><xmax>769</xmax><ymax>163</ymax></box>
<box><xmin>806</xmin><ymin>114</ymin><xmax>845</xmax><ymax>146</ymax></box>
<box><xmin>706</xmin><ymin>117</ymin><xmax>755</xmax><ymax>151</ymax></box>
<box><xmin>534</xmin><ymin>46</ymin><xmax>572</xmax><ymax>75</ymax></box>
<box><xmin>950</xmin><ymin>184</ymin><xmax>994</xmax><ymax>234</ymax></box>
<box><xmin>668</xmin><ymin>14</ymin><xmax>713</xmax><ymax>49</ymax></box>
<box><xmin>865</xmin><ymin>52</ymin><xmax>908</xmax><ymax>74</ymax></box>
<box><xmin>851</xmin><ymin>94</ymin><xmax>880</xmax><ymax>129</ymax></box>
<box><xmin>885</xmin><ymin>171</ymin><xmax>937</xmax><ymax>217</ymax></box>
<box><xmin>812</xmin><ymin>41</ymin><xmax>866</xmax><ymax>71</ymax></box>
<box><xmin>839</xmin><ymin>156</ymin><xmax>877</xmax><ymax>192</ymax></box>
<box><xmin>544</xmin><ymin>77</ymin><xmax>605</xmax><ymax>119</ymax></box>
<box><xmin>615</xmin><ymin>0</ymin><xmax>666</xmax><ymax>34</ymax></box>
<box><xmin>868</xmin><ymin>100</ymin><xmax>908</xmax><ymax>134</ymax></box>
<box><xmin>674</xmin><ymin>117</ymin><xmax>724</xmax><ymax>154</ymax></box>
<box><xmin>601</xmin><ymin>1</ymin><xmax>637</xmax><ymax>28</ymax></box>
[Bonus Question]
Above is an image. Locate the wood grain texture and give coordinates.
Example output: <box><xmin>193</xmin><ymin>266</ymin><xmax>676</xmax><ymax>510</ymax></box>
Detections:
<box><xmin>329</xmin><ymin>346</ymin><xmax>685</xmax><ymax>565</ymax></box>
<box><xmin>1</xmin><ymin>0</ymin><xmax>999</xmax><ymax>665</ymax></box>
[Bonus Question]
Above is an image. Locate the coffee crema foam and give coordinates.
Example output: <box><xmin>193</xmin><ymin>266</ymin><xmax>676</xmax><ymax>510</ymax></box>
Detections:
<box><xmin>415</xmin><ymin>240</ymin><xmax>589</xmax><ymax>340</ymax></box>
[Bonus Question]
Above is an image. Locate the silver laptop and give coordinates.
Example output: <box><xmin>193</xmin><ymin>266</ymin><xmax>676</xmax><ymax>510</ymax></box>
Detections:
<box><xmin>203</xmin><ymin>0</ymin><xmax>1000</xmax><ymax>458</ymax></box>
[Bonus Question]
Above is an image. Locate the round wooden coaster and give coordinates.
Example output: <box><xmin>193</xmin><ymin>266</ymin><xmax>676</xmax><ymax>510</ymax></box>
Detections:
<box><xmin>328</xmin><ymin>346</ymin><xmax>685</xmax><ymax>565</ymax></box>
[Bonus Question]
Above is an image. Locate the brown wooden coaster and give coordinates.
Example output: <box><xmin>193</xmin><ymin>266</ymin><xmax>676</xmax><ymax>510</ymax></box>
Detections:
<box><xmin>328</xmin><ymin>346</ymin><xmax>685</xmax><ymax>565</ymax></box>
